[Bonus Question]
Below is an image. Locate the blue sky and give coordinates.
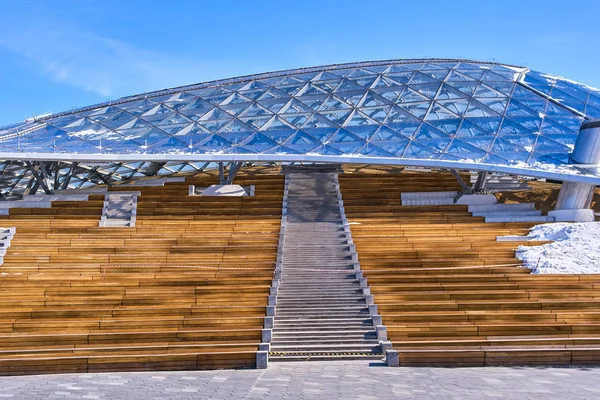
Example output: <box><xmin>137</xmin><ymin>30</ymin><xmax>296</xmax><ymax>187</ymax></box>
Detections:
<box><xmin>1</xmin><ymin>0</ymin><xmax>599</xmax><ymax>126</ymax></box>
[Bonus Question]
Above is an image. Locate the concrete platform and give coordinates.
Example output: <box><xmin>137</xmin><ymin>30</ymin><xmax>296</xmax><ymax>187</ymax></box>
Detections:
<box><xmin>1</xmin><ymin>361</ymin><xmax>599</xmax><ymax>399</ymax></box>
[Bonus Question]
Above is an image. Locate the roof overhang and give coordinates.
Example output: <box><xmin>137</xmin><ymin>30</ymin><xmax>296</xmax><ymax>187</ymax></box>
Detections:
<box><xmin>1</xmin><ymin>152</ymin><xmax>598</xmax><ymax>185</ymax></box>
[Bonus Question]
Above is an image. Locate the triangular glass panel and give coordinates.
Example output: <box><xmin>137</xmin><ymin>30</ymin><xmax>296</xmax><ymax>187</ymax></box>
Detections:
<box><xmin>373</xmin><ymin>87</ymin><xmax>403</xmax><ymax>103</ymax></box>
<box><xmin>370</xmin><ymin>139</ymin><xmax>409</xmax><ymax>156</ymax></box>
<box><xmin>281</xmin><ymin>113</ymin><xmax>310</xmax><ymax>128</ymax></box>
<box><xmin>318</xmin><ymin>95</ymin><xmax>353</xmax><ymax>111</ymax></box>
<box><xmin>280</xmin><ymin>98</ymin><xmax>314</xmax><ymax>114</ymax></box>
<box><xmin>270</xmin><ymin>145</ymin><xmax>302</xmax><ymax>155</ymax></box>
<box><xmin>343</xmin><ymin>110</ymin><xmax>378</xmax><ymax>127</ymax></box>
<box><xmin>141</xmin><ymin>104</ymin><xmax>173</xmax><ymax>118</ymax></box>
<box><xmin>296</xmin><ymin>83</ymin><xmax>328</xmax><ymax>97</ymax></box>
<box><xmin>239</xmin><ymin>103</ymin><xmax>272</xmax><ymax>117</ymax></box>
<box><xmin>467</xmin><ymin>116</ymin><xmax>502</xmax><ymax>133</ymax></box>
<box><xmin>437</xmin><ymin>99</ymin><xmax>469</xmax><ymax>116</ymax></box>
<box><xmin>336</xmin><ymin>90</ymin><xmax>367</xmax><ymax>107</ymax></box>
<box><xmin>180</xmin><ymin>98</ymin><xmax>214</xmax><ymax>119</ymax></box>
<box><xmin>481</xmin><ymin>153</ymin><xmax>510</xmax><ymax>165</ymax></box>
<box><xmin>217</xmin><ymin>119</ymin><xmax>253</xmax><ymax>133</ymax></box>
<box><xmin>445</xmin><ymin>70</ymin><xmax>477</xmax><ymax>82</ymax></box>
<box><xmin>295</xmin><ymin>94</ymin><xmax>327</xmax><ymax>111</ymax></box>
<box><xmin>309</xmin><ymin>144</ymin><xmax>344</xmax><ymax>156</ymax></box>
<box><xmin>344</xmin><ymin>124</ymin><xmax>379</xmax><ymax>140</ymax></box>
<box><xmin>257</xmin><ymin>87</ymin><xmax>289</xmax><ymax>100</ymax></box>
<box><xmin>301</xmin><ymin>127</ymin><xmax>338</xmax><ymax>143</ymax></box>
<box><xmin>397</xmin><ymin>87</ymin><xmax>429</xmax><ymax>103</ymax></box>
<box><xmin>278</xmin><ymin>82</ymin><xmax>306</xmax><ymax>96</ymax></box>
<box><xmin>554</xmin><ymin>80</ymin><xmax>590</xmax><ymax>103</ymax></box>
<box><xmin>410</xmin><ymin>83</ymin><xmax>440</xmax><ymax>99</ymax></box>
<box><xmin>260</xmin><ymin>128</ymin><xmax>296</xmax><ymax>144</ymax></box>
<box><xmin>259</xmin><ymin>116</ymin><xmax>295</xmax><ymax>132</ymax></box>
<box><xmin>506</xmin><ymin>99</ymin><xmax>538</xmax><ymax>118</ymax></box>
<box><xmin>121</xmin><ymin>99</ymin><xmax>159</xmax><ymax>116</ymax></box>
<box><xmin>457</xmin><ymin>68</ymin><xmax>485</xmax><ymax>81</ymax></box>
<box><xmin>312</xmin><ymin>80</ymin><xmax>339</xmax><ymax>92</ymax></box>
<box><xmin>334</xmin><ymin>78</ymin><xmax>365</xmax><ymax>93</ymax></box>
<box><xmin>194</xmin><ymin>134</ymin><xmax>233</xmax><ymax>152</ymax></box>
<box><xmin>239</xmin><ymin>115</ymin><xmax>272</xmax><ymax>130</ymax></box>
<box><xmin>585</xmin><ymin>104</ymin><xmax>600</xmax><ymax>119</ymax></box>
<box><xmin>549</xmin><ymin>87</ymin><xmax>586</xmax><ymax>113</ymax></box>
<box><xmin>445</xmin><ymin>80</ymin><xmax>478</xmax><ymax>96</ymax></box>
<box><xmin>384</xmin><ymin>106</ymin><xmax>421</xmax><ymax>125</ymax></box>
<box><xmin>174</xmin><ymin>122</ymin><xmax>212</xmax><ymax>137</ymax></box>
<box><xmin>498</xmin><ymin>119</ymin><xmax>535</xmax><ymax>136</ymax></box>
<box><xmin>239</xmin><ymin>132</ymin><xmax>278</xmax><ymax>152</ymax></box>
<box><xmin>425</xmin><ymin>103</ymin><xmax>460</xmax><ymax>121</ymax></box>
<box><xmin>350</xmin><ymin>76</ymin><xmax>377</xmax><ymax>88</ymax></box>
<box><xmin>522</xmin><ymin>72</ymin><xmax>554</xmax><ymax>95</ymax></box>
<box><xmin>455</xmin><ymin>120</ymin><xmax>492</xmax><ymax>137</ymax></box>
<box><xmin>403</xmin><ymin>141</ymin><xmax>440</xmax><ymax>159</ymax></box>
<box><xmin>239</xmin><ymin>81</ymin><xmax>269</xmax><ymax>91</ymax></box>
<box><xmin>284</xmin><ymin>131</ymin><xmax>323</xmax><ymax>146</ymax></box>
<box><xmin>361</xmin><ymin>106</ymin><xmax>391</xmax><ymax>122</ymax></box>
<box><xmin>531</xmin><ymin>136</ymin><xmax>571</xmax><ymax>155</ymax></box>
<box><xmin>196</xmin><ymin>118</ymin><xmax>232</xmax><ymax>133</ymax></box>
<box><xmin>409</xmin><ymin>71</ymin><xmax>440</xmax><ymax>84</ymax></box>
<box><xmin>260</xmin><ymin>98</ymin><xmax>291</xmax><ymax>113</ymax></box>
<box><xmin>465</xmin><ymin>100</ymin><xmax>501</xmax><ymax>118</ymax></box>
<box><xmin>318</xmin><ymin>110</ymin><xmax>352</xmax><ymax>126</ymax></box>
<box><xmin>420</xmin><ymin>69</ymin><xmax>451</xmax><ymax>81</ymax></box>
<box><xmin>444</xmin><ymin>139</ymin><xmax>486</xmax><ymax>159</ymax></box>
<box><xmin>302</xmin><ymin>113</ymin><xmax>340</xmax><ymax>129</ymax></box>
<box><xmin>221</xmin><ymin>102</ymin><xmax>252</xmax><ymax>116</ymax></box>
<box><xmin>199</xmin><ymin>108</ymin><xmax>232</xmax><ymax>121</ymax></box>
<box><xmin>427</xmin><ymin>119</ymin><xmax>461</xmax><ymax>135</ymax></box>
<box><xmin>384</xmin><ymin>71</ymin><xmax>413</xmax><ymax>84</ymax></box>
<box><xmin>360</xmin><ymin>90</ymin><xmax>390</xmax><ymax>107</ymax></box>
<box><xmin>481</xmin><ymin>69</ymin><xmax>510</xmax><ymax>82</ymax></box>
<box><xmin>117</xmin><ymin>117</ymin><xmax>153</xmax><ymax>131</ymax></box>
<box><xmin>156</xmin><ymin>113</ymin><xmax>193</xmax><ymax>127</ymax></box>
<box><xmin>311</xmin><ymin>71</ymin><xmax>342</xmax><ymax>82</ymax></box>
<box><xmin>511</xmin><ymin>85</ymin><xmax>547</xmax><ymax>111</ymax></box>
<box><xmin>328</xmin><ymin>128</ymin><xmax>362</xmax><ymax>144</ymax></box>
<box><xmin>414</xmin><ymin>123</ymin><xmax>451</xmax><ymax>139</ymax></box>
<box><xmin>371</xmin><ymin>125</ymin><xmax>410</xmax><ymax>141</ymax></box>
<box><xmin>397</xmin><ymin>102</ymin><xmax>430</xmax><ymax>119</ymax></box>
<box><xmin>476</xmin><ymin>97</ymin><xmax>508</xmax><ymax>114</ymax></box>
<box><xmin>355</xmin><ymin>142</ymin><xmax>394</xmax><ymax>157</ymax></box>
<box><xmin>328</xmin><ymin>142</ymin><xmax>364</xmax><ymax>154</ymax></box>
<box><xmin>484</xmin><ymin>80</ymin><xmax>515</xmax><ymax>96</ymax></box>
<box><xmin>474</xmin><ymin>83</ymin><xmax>505</xmax><ymax>98</ymax></box>
<box><xmin>436</xmin><ymin>83</ymin><xmax>469</xmax><ymax>100</ymax></box>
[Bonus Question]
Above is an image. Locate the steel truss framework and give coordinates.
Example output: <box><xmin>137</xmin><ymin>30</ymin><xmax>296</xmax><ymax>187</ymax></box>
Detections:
<box><xmin>1</xmin><ymin>58</ymin><xmax>600</xmax><ymax>198</ymax></box>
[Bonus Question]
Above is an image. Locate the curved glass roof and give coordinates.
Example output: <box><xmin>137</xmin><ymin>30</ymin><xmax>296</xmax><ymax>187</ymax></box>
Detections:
<box><xmin>1</xmin><ymin>58</ymin><xmax>600</xmax><ymax>186</ymax></box>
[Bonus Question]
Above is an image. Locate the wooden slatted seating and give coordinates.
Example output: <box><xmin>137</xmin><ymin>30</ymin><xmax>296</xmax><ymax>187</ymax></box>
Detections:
<box><xmin>0</xmin><ymin>170</ymin><xmax>283</xmax><ymax>374</ymax></box>
<box><xmin>339</xmin><ymin>168</ymin><xmax>600</xmax><ymax>366</ymax></box>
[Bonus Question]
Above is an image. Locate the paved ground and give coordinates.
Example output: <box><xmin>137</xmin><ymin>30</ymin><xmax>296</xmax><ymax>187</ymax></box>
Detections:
<box><xmin>1</xmin><ymin>361</ymin><xmax>600</xmax><ymax>399</ymax></box>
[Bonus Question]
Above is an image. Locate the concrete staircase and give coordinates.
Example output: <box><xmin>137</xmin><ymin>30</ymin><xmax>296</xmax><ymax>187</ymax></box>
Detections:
<box><xmin>469</xmin><ymin>203</ymin><xmax>554</xmax><ymax>223</ymax></box>
<box><xmin>270</xmin><ymin>168</ymin><xmax>384</xmax><ymax>362</ymax></box>
<box><xmin>400</xmin><ymin>191</ymin><xmax>457</xmax><ymax>206</ymax></box>
<box><xmin>99</xmin><ymin>192</ymin><xmax>140</xmax><ymax>227</ymax></box>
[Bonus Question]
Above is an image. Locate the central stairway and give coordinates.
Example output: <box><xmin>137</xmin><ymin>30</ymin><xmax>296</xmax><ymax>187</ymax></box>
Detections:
<box><xmin>270</xmin><ymin>167</ymin><xmax>383</xmax><ymax>362</ymax></box>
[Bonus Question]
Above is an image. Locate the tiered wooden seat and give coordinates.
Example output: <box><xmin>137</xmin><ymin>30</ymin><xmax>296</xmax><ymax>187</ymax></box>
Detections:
<box><xmin>0</xmin><ymin>172</ymin><xmax>283</xmax><ymax>375</ymax></box>
<box><xmin>340</xmin><ymin>169</ymin><xmax>600</xmax><ymax>366</ymax></box>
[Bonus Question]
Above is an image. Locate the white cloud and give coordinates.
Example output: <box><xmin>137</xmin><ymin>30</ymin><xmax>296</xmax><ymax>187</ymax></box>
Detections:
<box><xmin>0</xmin><ymin>21</ymin><xmax>230</xmax><ymax>98</ymax></box>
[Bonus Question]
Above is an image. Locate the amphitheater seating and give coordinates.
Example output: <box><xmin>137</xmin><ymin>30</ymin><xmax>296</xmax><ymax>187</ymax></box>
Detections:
<box><xmin>340</xmin><ymin>170</ymin><xmax>600</xmax><ymax>366</ymax></box>
<box><xmin>0</xmin><ymin>172</ymin><xmax>283</xmax><ymax>375</ymax></box>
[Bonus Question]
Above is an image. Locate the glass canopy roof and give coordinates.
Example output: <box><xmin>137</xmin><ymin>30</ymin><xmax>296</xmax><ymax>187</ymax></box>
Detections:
<box><xmin>0</xmin><ymin>58</ymin><xmax>599</xmax><ymax>198</ymax></box>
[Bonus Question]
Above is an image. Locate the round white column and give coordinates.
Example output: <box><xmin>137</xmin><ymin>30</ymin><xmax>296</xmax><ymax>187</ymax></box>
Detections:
<box><xmin>549</xmin><ymin>120</ymin><xmax>600</xmax><ymax>222</ymax></box>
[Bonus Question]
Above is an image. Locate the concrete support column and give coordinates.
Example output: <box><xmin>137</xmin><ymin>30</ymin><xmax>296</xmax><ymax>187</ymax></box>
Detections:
<box><xmin>549</xmin><ymin>120</ymin><xmax>600</xmax><ymax>222</ymax></box>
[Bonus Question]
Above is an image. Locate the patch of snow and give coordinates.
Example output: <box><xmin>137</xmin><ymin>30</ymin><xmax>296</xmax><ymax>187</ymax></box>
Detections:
<box><xmin>517</xmin><ymin>222</ymin><xmax>600</xmax><ymax>274</ymax></box>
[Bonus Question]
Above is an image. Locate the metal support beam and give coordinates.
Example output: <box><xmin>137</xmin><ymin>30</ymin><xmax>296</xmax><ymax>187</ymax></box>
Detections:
<box><xmin>218</xmin><ymin>162</ymin><xmax>225</xmax><ymax>184</ymax></box>
<box><xmin>60</xmin><ymin>162</ymin><xmax>78</xmax><ymax>190</ymax></box>
<box><xmin>449</xmin><ymin>169</ymin><xmax>469</xmax><ymax>191</ymax></box>
<box><xmin>226</xmin><ymin>162</ymin><xmax>243</xmax><ymax>185</ymax></box>
<box><xmin>473</xmin><ymin>172</ymin><xmax>489</xmax><ymax>190</ymax></box>
<box><xmin>25</xmin><ymin>161</ymin><xmax>52</xmax><ymax>195</ymax></box>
